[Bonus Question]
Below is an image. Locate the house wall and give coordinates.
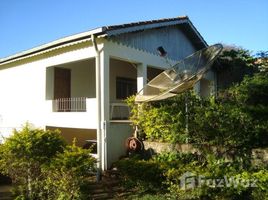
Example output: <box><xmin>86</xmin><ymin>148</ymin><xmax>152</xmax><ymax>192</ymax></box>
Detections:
<box><xmin>0</xmin><ymin>42</ymin><xmax>98</xmax><ymax>134</ymax></box>
<box><xmin>46</xmin><ymin>59</ymin><xmax>96</xmax><ymax>100</ymax></box>
<box><xmin>0</xmin><ymin>61</ymin><xmax>47</xmax><ymax>129</ymax></box>
<box><xmin>109</xmin><ymin>59</ymin><xmax>137</xmax><ymax>102</ymax></box>
<box><xmin>60</xmin><ymin>59</ymin><xmax>96</xmax><ymax>98</ymax></box>
<box><xmin>107</xmin><ymin>122</ymin><xmax>134</xmax><ymax>167</ymax></box>
<box><xmin>194</xmin><ymin>70</ymin><xmax>216</xmax><ymax>97</ymax></box>
<box><xmin>111</xmin><ymin>26</ymin><xmax>197</xmax><ymax>60</ymax></box>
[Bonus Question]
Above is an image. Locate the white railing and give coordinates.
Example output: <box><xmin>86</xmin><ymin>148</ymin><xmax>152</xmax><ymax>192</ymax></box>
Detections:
<box><xmin>110</xmin><ymin>103</ymin><xmax>130</xmax><ymax>120</ymax></box>
<box><xmin>53</xmin><ymin>97</ymin><xmax>87</xmax><ymax>112</ymax></box>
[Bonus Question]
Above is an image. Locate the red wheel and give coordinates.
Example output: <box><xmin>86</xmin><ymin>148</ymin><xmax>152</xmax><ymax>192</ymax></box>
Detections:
<box><xmin>126</xmin><ymin>137</ymin><xmax>143</xmax><ymax>152</ymax></box>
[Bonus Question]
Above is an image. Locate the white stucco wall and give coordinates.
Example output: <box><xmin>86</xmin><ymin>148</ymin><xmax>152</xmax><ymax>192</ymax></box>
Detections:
<box><xmin>107</xmin><ymin>122</ymin><xmax>134</xmax><ymax>167</ymax></box>
<box><xmin>0</xmin><ymin>42</ymin><xmax>99</xmax><ymax>136</ymax></box>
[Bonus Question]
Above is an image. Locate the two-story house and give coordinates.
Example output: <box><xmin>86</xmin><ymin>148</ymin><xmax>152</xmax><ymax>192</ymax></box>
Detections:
<box><xmin>0</xmin><ymin>16</ymin><xmax>215</xmax><ymax>170</ymax></box>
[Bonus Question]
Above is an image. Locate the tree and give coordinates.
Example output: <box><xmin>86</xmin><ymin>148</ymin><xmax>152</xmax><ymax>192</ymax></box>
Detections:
<box><xmin>214</xmin><ymin>46</ymin><xmax>258</xmax><ymax>90</ymax></box>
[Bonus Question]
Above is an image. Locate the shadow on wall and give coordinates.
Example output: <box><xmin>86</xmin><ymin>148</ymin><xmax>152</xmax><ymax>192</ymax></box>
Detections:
<box><xmin>46</xmin><ymin>126</ymin><xmax>96</xmax><ymax>147</ymax></box>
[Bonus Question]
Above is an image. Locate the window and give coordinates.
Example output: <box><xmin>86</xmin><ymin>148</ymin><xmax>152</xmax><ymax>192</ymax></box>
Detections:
<box><xmin>116</xmin><ymin>77</ymin><xmax>137</xmax><ymax>99</ymax></box>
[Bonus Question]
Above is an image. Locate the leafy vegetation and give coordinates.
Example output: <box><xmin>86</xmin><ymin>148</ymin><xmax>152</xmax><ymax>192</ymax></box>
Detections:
<box><xmin>122</xmin><ymin>48</ymin><xmax>268</xmax><ymax>199</ymax></box>
<box><xmin>0</xmin><ymin>125</ymin><xmax>96</xmax><ymax>200</ymax></box>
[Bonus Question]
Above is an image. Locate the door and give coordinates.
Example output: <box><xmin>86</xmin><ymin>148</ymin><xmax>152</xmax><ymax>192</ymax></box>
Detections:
<box><xmin>54</xmin><ymin>67</ymin><xmax>71</xmax><ymax>111</ymax></box>
<box><xmin>54</xmin><ymin>67</ymin><xmax>71</xmax><ymax>99</ymax></box>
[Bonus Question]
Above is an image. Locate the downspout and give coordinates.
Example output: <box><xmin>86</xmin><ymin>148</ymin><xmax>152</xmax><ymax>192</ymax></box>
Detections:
<box><xmin>92</xmin><ymin>34</ymin><xmax>102</xmax><ymax>181</ymax></box>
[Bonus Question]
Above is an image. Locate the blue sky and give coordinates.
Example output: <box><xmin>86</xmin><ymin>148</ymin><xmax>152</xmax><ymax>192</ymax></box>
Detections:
<box><xmin>0</xmin><ymin>0</ymin><xmax>267</xmax><ymax>58</ymax></box>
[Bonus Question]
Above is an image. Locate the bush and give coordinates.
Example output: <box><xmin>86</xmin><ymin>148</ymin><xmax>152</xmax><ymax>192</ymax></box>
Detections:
<box><xmin>115</xmin><ymin>157</ymin><xmax>165</xmax><ymax>193</ymax></box>
<box><xmin>0</xmin><ymin>124</ymin><xmax>66</xmax><ymax>199</ymax></box>
<box><xmin>127</xmin><ymin>92</ymin><xmax>200</xmax><ymax>143</ymax></box>
<box><xmin>41</xmin><ymin>143</ymin><xmax>96</xmax><ymax>200</ymax></box>
<box><xmin>161</xmin><ymin>153</ymin><xmax>268</xmax><ymax>200</ymax></box>
<box><xmin>0</xmin><ymin>125</ymin><xmax>96</xmax><ymax>200</ymax></box>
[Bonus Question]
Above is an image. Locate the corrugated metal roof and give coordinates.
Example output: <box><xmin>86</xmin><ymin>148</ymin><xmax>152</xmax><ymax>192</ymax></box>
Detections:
<box><xmin>0</xmin><ymin>16</ymin><xmax>207</xmax><ymax>65</ymax></box>
<box><xmin>105</xmin><ymin>16</ymin><xmax>188</xmax><ymax>31</ymax></box>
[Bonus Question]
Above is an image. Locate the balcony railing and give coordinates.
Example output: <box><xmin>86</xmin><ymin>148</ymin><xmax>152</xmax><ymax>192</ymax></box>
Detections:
<box><xmin>53</xmin><ymin>97</ymin><xmax>87</xmax><ymax>112</ymax></box>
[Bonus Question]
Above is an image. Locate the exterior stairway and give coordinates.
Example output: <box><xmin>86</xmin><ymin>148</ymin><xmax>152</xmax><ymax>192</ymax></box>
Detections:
<box><xmin>89</xmin><ymin>170</ymin><xmax>132</xmax><ymax>200</ymax></box>
<box><xmin>0</xmin><ymin>185</ymin><xmax>12</xmax><ymax>200</ymax></box>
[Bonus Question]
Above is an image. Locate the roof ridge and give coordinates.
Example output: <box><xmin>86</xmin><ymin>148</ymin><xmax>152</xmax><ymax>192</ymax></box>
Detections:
<box><xmin>105</xmin><ymin>15</ymin><xmax>189</xmax><ymax>30</ymax></box>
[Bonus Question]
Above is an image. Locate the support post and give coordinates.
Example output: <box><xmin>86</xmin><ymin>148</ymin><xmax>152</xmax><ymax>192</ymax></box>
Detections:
<box><xmin>100</xmin><ymin>50</ymin><xmax>110</xmax><ymax>170</ymax></box>
<box><xmin>137</xmin><ymin>63</ymin><xmax>147</xmax><ymax>93</ymax></box>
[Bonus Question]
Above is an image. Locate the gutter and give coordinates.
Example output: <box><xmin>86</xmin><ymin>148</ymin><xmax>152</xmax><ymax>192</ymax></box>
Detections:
<box><xmin>92</xmin><ymin>34</ymin><xmax>102</xmax><ymax>181</ymax></box>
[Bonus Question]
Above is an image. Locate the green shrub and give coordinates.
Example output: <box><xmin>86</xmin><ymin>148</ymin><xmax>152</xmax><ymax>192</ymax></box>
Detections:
<box><xmin>115</xmin><ymin>151</ymin><xmax>268</xmax><ymax>199</ymax></box>
<box><xmin>41</xmin><ymin>142</ymin><xmax>96</xmax><ymax>200</ymax></box>
<box><xmin>163</xmin><ymin>154</ymin><xmax>268</xmax><ymax>200</ymax></box>
<box><xmin>0</xmin><ymin>124</ymin><xmax>66</xmax><ymax>199</ymax></box>
<box><xmin>127</xmin><ymin>92</ymin><xmax>201</xmax><ymax>143</ymax></box>
<box><xmin>115</xmin><ymin>157</ymin><xmax>165</xmax><ymax>193</ymax></box>
<box><xmin>0</xmin><ymin>125</ymin><xmax>96</xmax><ymax>200</ymax></box>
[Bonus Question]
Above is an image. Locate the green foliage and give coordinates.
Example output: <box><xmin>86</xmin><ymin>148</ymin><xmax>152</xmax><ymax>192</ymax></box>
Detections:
<box><xmin>0</xmin><ymin>124</ymin><xmax>66</xmax><ymax>199</ymax></box>
<box><xmin>0</xmin><ymin>125</ymin><xmax>96</xmax><ymax>200</ymax></box>
<box><xmin>128</xmin><ymin>71</ymin><xmax>268</xmax><ymax>154</ymax></box>
<box><xmin>255</xmin><ymin>51</ymin><xmax>268</xmax><ymax>72</ymax></box>
<box><xmin>127</xmin><ymin>92</ymin><xmax>201</xmax><ymax>143</ymax></box>
<box><xmin>124</xmin><ymin>49</ymin><xmax>268</xmax><ymax>199</ymax></box>
<box><xmin>115</xmin><ymin>157</ymin><xmax>165</xmax><ymax>193</ymax></box>
<box><xmin>228</xmin><ymin>72</ymin><xmax>268</xmax><ymax>115</ymax></box>
<box><xmin>164</xmin><ymin>156</ymin><xmax>268</xmax><ymax>200</ymax></box>
<box><xmin>215</xmin><ymin>48</ymin><xmax>258</xmax><ymax>90</ymax></box>
<box><xmin>41</xmin><ymin>142</ymin><xmax>96</xmax><ymax>200</ymax></box>
<box><xmin>120</xmin><ymin>153</ymin><xmax>268</xmax><ymax>200</ymax></box>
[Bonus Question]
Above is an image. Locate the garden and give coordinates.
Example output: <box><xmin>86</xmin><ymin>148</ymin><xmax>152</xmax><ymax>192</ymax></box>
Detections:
<box><xmin>115</xmin><ymin>48</ymin><xmax>268</xmax><ymax>199</ymax></box>
<box><xmin>0</xmin><ymin>48</ymin><xmax>267</xmax><ymax>200</ymax></box>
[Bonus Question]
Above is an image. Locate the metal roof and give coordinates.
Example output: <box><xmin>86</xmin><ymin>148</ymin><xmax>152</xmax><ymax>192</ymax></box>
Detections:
<box><xmin>0</xmin><ymin>16</ymin><xmax>207</xmax><ymax>65</ymax></box>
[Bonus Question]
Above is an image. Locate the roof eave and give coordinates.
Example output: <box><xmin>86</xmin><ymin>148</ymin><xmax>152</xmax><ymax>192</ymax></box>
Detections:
<box><xmin>0</xmin><ymin>27</ymin><xmax>106</xmax><ymax>65</ymax></box>
<box><xmin>0</xmin><ymin>17</ymin><xmax>207</xmax><ymax>65</ymax></box>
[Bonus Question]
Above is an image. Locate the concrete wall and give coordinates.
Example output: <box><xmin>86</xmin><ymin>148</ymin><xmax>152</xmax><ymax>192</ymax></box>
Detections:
<box><xmin>0</xmin><ymin>42</ymin><xmax>98</xmax><ymax>132</ymax></box>
<box><xmin>144</xmin><ymin>141</ymin><xmax>268</xmax><ymax>166</ymax></box>
<box><xmin>107</xmin><ymin>122</ymin><xmax>134</xmax><ymax>167</ymax></box>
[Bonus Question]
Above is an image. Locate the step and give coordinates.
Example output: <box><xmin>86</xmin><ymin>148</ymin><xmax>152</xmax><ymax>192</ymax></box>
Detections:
<box><xmin>0</xmin><ymin>185</ymin><xmax>12</xmax><ymax>200</ymax></box>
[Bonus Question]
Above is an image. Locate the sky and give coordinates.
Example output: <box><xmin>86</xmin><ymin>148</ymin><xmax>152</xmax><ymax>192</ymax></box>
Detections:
<box><xmin>0</xmin><ymin>0</ymin><xmax>267</xmax><ymax>58</ymax></box>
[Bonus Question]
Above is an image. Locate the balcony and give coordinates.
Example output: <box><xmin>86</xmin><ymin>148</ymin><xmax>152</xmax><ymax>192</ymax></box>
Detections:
<box><xmin>46</xmin><ymin>98</ymin><xmax>97</xmax><ymax>129</ymax></box>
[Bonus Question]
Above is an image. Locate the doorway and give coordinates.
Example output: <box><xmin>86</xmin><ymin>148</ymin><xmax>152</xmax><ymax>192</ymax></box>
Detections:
<box><xmin>54</xmin><ymin>67</ymin><xmax>71</xmax><ymax>99</ymax></box>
